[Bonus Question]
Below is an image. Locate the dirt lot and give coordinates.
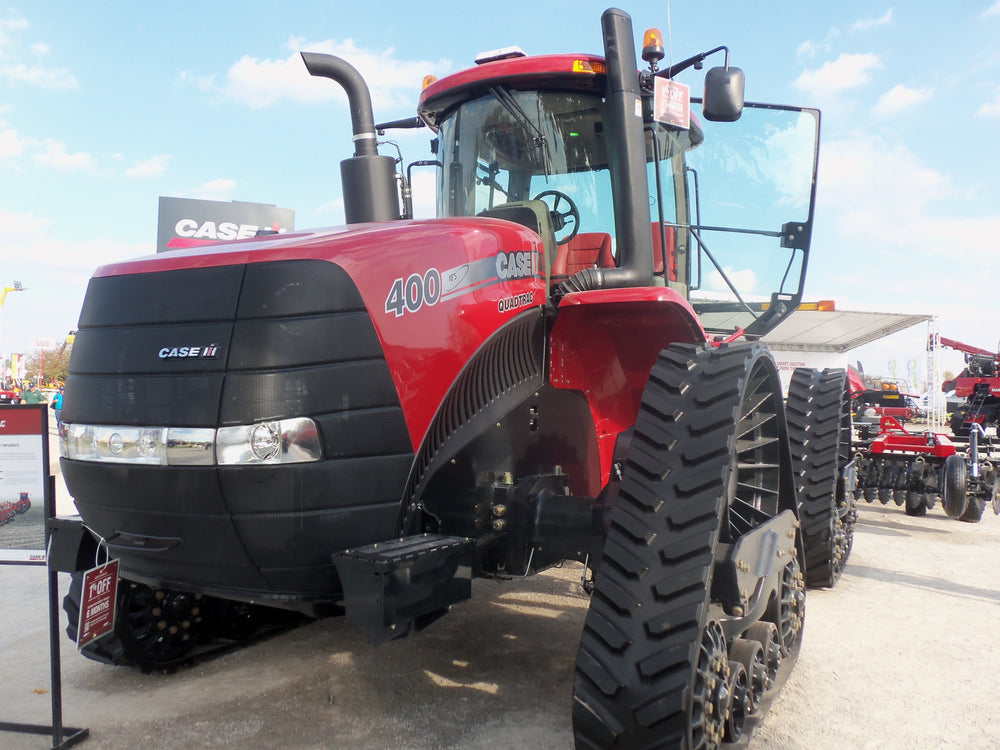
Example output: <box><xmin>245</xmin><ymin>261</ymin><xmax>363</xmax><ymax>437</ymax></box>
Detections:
<box><xmin>1</xmin><ymin>438</ymin><xmax>999</xmax><ymax>749</ymax></box>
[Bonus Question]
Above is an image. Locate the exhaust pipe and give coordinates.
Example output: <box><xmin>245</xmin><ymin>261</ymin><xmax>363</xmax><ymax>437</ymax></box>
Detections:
<box><xmin>557</xmin><ymin>9</ymin><xmax>654</xmax><ymax>296</ymax></box>
<box><xmin>301</xmin><ymin>52</ymin><xmax>400</xmax><ymax>223</ymax></box>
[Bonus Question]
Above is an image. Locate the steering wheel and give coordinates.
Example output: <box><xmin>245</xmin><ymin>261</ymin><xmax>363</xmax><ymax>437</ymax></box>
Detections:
<box><xmin>533</xmin><ymin>190</ymin><xmax>580</xmax><ymax>245</ymax></box>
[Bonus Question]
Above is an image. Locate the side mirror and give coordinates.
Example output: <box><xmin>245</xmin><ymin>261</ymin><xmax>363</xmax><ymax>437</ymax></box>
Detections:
<box><xmin>703</xmin><ymin>66</ymin><xmax>745</xmax><ymax>122</ymax></box>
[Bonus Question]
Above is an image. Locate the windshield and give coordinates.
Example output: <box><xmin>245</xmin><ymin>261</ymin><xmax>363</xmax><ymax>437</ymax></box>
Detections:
<box><xmin>437</xmin><ymin>89</ymin><xmax>702</xmax><ymax>256</ymax></box>
<box><xmin>680</xmin><ymin>103</ymin><xmax>820</xmax><ymax>334</ymax></box>
<box><xmin>434</xmin><ymin>89</ymin><xmax>819</xmax><ymax>336</ymax></box>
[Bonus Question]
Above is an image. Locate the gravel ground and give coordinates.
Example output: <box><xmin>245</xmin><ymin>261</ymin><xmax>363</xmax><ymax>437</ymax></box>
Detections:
<box><xmin>1</xmin><ymin>434</ymin><xmax>998</xmax><ymax>749</ymax></box>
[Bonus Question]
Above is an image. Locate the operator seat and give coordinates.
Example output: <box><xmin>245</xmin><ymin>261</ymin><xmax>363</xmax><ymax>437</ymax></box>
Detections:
<box><xmin>550</xmin><ymin>232</ymin><xmax>615</xmax><ymax>284</ymax></box>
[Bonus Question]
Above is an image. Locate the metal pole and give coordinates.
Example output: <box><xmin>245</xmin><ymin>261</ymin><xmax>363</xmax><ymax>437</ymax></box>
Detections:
<box><xmin>46</xmin><ymin>474</ymin><xmax>66</xmax><ymax>746</ymax></box>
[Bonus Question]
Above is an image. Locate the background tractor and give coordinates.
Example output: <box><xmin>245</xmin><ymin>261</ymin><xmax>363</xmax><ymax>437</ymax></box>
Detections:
<box><xmin>939</xmin><ymin>336</ymin><xmax>1000</xmax><ymax>436</ymax></box>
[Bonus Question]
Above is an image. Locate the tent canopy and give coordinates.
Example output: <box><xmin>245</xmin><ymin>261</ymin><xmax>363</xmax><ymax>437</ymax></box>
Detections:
<box><xmin>697</xmin><ymin>304</ymin><xmax>931</xmax><ymax>353</ymax></box>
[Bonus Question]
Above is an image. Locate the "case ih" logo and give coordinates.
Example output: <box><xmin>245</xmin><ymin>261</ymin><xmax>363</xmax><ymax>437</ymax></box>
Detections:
<box><xmin>157</xmin><ymin>345</ymin><xmax>221</xmax><ymax>359</ymax></box>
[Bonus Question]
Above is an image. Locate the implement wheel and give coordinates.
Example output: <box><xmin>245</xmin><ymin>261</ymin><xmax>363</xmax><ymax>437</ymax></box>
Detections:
<box><xmin>942</xmin><ymin>454</ymin><xmax>968</xmax><ymax>519</ymax></box>
<box><xmin>572</xmin><ymin>343</ymin><xmax>798</xmax><ymax>749</ymax></box>
<box><xmin>786</xmin><ymin>368</ymin><xmax>854</xmax><ymax>588</ymax></box>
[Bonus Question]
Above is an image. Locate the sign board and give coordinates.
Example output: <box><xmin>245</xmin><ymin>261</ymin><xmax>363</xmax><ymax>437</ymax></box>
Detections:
<box><xmin>77</xmin><ymin>558</ymin><xmax>119</xmax><ymax>648</ymax></box>
<box><xmin>156</xmin><ymin>196</ymin><xmax>295</xmax><ymax>253</ymax></box>
<box><xmin>653</xmin><ymin>77</ymin><xmax>691</xmax><ymax>130</ymax></box>
<box><xmin>0</xmin><ymin>405</ymin><xmax>48</xmax><ymax>564</ymax></box>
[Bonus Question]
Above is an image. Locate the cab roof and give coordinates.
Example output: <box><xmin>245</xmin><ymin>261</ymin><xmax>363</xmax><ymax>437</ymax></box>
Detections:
<box><xmin>417</xmin><ymin>53</ymin><xmax>607</xmax><ymax>129</ymax></box>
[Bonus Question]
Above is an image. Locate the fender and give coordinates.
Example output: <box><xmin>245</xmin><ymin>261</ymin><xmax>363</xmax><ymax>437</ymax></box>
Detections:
<box><xmin>549</xmin><ymin>287</ymin><xmax>707</xmax><ymax>486</ymax></box>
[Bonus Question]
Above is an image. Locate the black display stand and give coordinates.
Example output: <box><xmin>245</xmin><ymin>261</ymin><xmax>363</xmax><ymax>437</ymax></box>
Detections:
<box><xmin>0</xmin><ymin>405</ymin><xmax>88</xmax><ymax>748</ymax></box>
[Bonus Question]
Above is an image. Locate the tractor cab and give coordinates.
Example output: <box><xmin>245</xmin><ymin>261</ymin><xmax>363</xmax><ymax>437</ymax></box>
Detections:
<box><xmin>418</xmin><ymin>37</ymin><xmax>820</xmax><ymax>338</ymax></box>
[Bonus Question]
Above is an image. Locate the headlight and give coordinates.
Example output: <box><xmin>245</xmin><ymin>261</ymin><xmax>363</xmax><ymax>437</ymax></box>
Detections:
<box><xmin>60</xmin><ymin>418</ymin><xmax>322</xmax><ymax>466</ymax></box>
<box><xmin>217</xmin><ymin>418</ymin><xmax>322</xmax><ymax>465</ymax></box>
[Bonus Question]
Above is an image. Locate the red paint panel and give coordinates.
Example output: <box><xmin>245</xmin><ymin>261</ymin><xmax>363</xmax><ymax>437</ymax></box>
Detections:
<box><xmin>91</xmin><ymin>219</ymin><xmax>546</xmax><ymax>451</ymax></box>
<box><xmin>549</xmin><ymin>288</ymin><xmax>706</xmax><ymax>485</ymax></box>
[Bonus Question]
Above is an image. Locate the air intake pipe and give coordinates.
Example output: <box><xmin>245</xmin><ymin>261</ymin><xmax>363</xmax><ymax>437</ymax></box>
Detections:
<box><xmin>301</xmin><ymin>52</ymin><xmax>400</xmax><ymax>224</ymax></box>
<box><xmin>557</xmin><ymin>8</ymin><xmax>654</xmax><ymax>296</ymax></box>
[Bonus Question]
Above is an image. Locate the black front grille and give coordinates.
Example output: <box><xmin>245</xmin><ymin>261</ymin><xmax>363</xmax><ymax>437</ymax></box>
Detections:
<box><xmin>62</xmin><ymin>257</ymin><xmax>416</xmax><ymax>599</ymax></box>
<box><xmin>64</xmin><ymin>259</ymin><xmax>402</xmax><ymax>430</ymax></box>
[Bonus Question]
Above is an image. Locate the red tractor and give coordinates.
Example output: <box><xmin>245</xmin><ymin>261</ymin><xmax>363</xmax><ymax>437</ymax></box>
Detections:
<box><xmin>939</xmin><ymin>336</ymin><xmax>1000</xmax><ymax>436</ymax></box>
<box><xmin>49</xmin><ymin>10</ymin><xmax>843</xmax><ymax>747</ymax></box>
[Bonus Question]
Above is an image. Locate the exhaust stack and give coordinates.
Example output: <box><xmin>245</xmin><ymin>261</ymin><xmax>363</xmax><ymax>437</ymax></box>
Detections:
<box><xmin>558</xmin><ymin>9</ymin><xmax>654</xmax><ymax>296</ymax></box>
<box><xmin>301</xmin><ymin>52</ymin><xmax>399</xmax><ymax>224</ymax></box>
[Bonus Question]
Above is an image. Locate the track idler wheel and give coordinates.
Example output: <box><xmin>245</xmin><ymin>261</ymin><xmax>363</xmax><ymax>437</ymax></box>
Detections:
<box><xmin>743</xmin><ymin>621</ymin><xmax>781</xmax><ymax>691</ymax></box>
<box><xmin>724</xmin><ymin>661</ymin><xmax>750</xmax><ymax>742</ymax></box>
<box><xmin>728</xmin><ymin>637</ymin><xmax>767</xmax><ymax>713</ymax></box>
<box><xmin>943</xmin><ymin>454</ymin><xmax>968</xmax><ymax>519</ymax></box>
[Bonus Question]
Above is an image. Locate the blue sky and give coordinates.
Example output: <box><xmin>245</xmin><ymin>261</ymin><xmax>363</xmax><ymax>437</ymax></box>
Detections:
<box><xmin>2</xmin><ymin>1</ymin><xmax>999</xmax><ymax>387</ymax></box>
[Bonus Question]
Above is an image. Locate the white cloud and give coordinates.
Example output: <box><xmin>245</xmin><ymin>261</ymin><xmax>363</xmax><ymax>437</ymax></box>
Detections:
<box><xmin>796</xmin><ymin>41</ymin><xmax>820</xmax><ymax>59</ymax></box>
<box><xmin>821</xmin><ymin>134</ymin><xmax>946</xmax><ymax>222</ymax></box>
<box><xmin>313</xmin><ymin>197</ymin><xmax>345</xmax><ymax>224</ymax></box>
<box><xmin>410</xmin><ymin>170</ymin><xmax>437</xmax><ymax>219</ymax></box>
<box><xmin>0</xmin><ymin>127</ymin><xmax>24</xmax><ymax>158</ymax></box>
<box><xmin>0</xmin><ymin>16</ymin><xmax>28</xmax><ymax>31</ymax></box>
<box><xmin>34</xmin><ymin>139</ymin><xmax>96</xmax><ymax>171</ymax></box>
<box><xmin>795</xmin><ymin>28</ymin><xmax>841</xmax><ymax>62</ymax></box>
<box><xmin>851</xmin><ymin>9</ymin><xmax>894</xmax><ymax>33</ymax></box>
<box><xmin>819</xmin><ymin>134</ymin><xmax>1000</xmax><ymax>266</ymax></box>
<box><xmin>0</xmin><ymin>206</ymin><xmax>148</xmax><ymax>269</ymax></box>
<box><xmin>189</xmin><ymin>37</ymin><xmax>451</xmax><ymax>113</ymax></box>
<box><xmin>873</xmin><ymin>84</ymin><xmax>932</xmax><ymax>116</ymax></box>
<box><xmin>0</xmin><ymin>206</ymin><xmax>154</xmax><ymax>356</ymax></box>
<box><xmin>125</xmin><ymin>154</ymin><xmax>171</xmax><ymax>178</ymax></box>
<box><xmin>0</xmin><ymin>16</ymin><xmax>29</xmax><ymax>54</ymax></box>
<box><xmin>187</xmin><ymin>178</ymin><xmax>236</xmax><ymax>201</ymax></box>
<box><xmin>983</xmin><ymin>1</ymin><xmax>1000</xmax><ymax>17</ymax></box>
<box><xmin>702</xmin><ymin>267</ymin><xmax>759</xmax><ymax>296</ymax></box>
<box><xmin>793</xmin><ymin>53</ymin><xmax>882</xmax><ymax>97</ymax></box>
<box><xmin>1</xmin><ymin>62</ymin><xmax>78</xmax><ymax>88</ymax></box>
<box><xmin>810</xmin><ymin>135</ymin><xmax>1000</xmax><ymax>355</ymax></box>
<box><xmin>1</xmin><ymin>123</ymin><xmax>162</xmax><ymax>178</ymax></box>
<box><xmin>979</xmin><ymin>86</ymin><xmax>1000</xmax><ymax>117</ymax></box>
<box><xmin>30</xmin><ymin>41</ymin><xmax>50</xmax><ymax>58</ymax></box>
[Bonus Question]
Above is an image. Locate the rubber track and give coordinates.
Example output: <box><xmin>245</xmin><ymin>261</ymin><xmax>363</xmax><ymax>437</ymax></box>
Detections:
<box><xmin>63</xmin><ymin>572</ymin><xmax>303</xmax><ymax>672</ymax></box>
<box><xmin>785</xmin><ymin>368</ymin><xmax>850</xmax><ymax>588</ymax></box>
<box><xmin>572</xmin><ymin>343</ymin><xmax>768</xmax><ymax>750</ymax></box>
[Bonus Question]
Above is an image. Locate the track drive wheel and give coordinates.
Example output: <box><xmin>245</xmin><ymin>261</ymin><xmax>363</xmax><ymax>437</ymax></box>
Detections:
<box><xmin>786</xmin><ymin>368</ymin><xmax>854</xmax><ymax>588</ymax></box>
<box><xmin>572</xmin><ymin>343</ymin><xmax>797</xmax><ymax>750</ymax></box>
<box><xmin>64</xmin><ymin>576</ymin><xmax>207</xmax><ymax>670</ymax></box>
<box><xmin>942</xmin><ymin>454</ymin><xmax>968</xmax><ymax>519</ymax></box>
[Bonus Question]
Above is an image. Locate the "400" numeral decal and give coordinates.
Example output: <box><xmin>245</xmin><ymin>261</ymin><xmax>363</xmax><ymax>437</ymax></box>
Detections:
<box><xmin>385</xmin><ymin>268</ymin><xmax>442</xmax><ymax>317</ymax></box>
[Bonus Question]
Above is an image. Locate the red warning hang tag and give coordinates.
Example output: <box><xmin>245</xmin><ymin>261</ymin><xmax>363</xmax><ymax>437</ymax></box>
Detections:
<box><xmin>77</xmin><ymin>558</ymin><xmax>119</xmax><ymax>649</ymax></box>
<box><xmin>653</xmin><ymin>77</ymin><xmax>691</xmax><ymax>130</ymax></box>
